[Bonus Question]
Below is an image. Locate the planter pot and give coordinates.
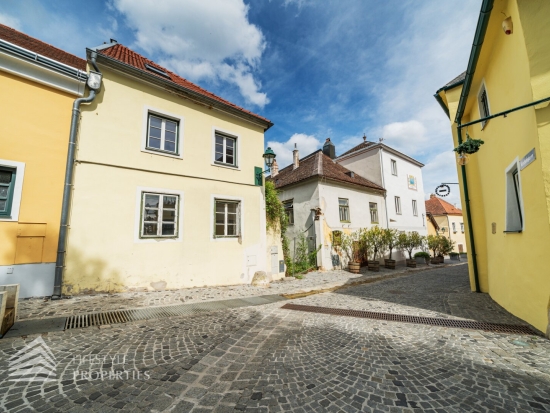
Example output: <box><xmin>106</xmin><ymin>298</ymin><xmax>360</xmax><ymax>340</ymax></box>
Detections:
<box><xmin>348</xmin><ymin>262</ymin><xmax>361</xmax><ymax>274</ymax></box>
<box><xmin>430</xmin><ymin>257</ymin><xmax>441</xmax><ymax>265</ymax></box>
<box><xmin>415</xmin><ymin>256</ymin><xmax>426</xmax><ymax>265</ymax></box>
<box><xmin>450</xmin><ymin>255</ymin><xmax>460</xmax><ymax>261</ymax></box>
<box><xmin>367</xmin><ymin>260</ymin><xmax>380</xmax><ymax>272</ymax></box>
<box><xmin>406</xmin><ymin>259</ymin><xmax>417</xmax><ymax>268</ymax></box>
<box><xmin>460</xmin><ymin>253</ymin><xmax>467</xmax><ymax>259</ymax></box>
<box><xmin>384</xmin><ymin>259</ymin><xmax>396</xmax><ymax>269</ymax></box>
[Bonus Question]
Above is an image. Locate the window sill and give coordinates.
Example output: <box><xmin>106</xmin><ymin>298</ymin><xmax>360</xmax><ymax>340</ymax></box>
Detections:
<box><xmin>0</xmin><ymin>216</ymin><xmax>15</xmax><ymax>221</ymax></box>
<box><xmin>503</xmin><ymin>230</ymin><xmax>522</xmax><ymax>233</ymax></box>
<box><xmin>212</xmin><ymin>236</ymin><xmax>240</xmax><ymax>242</ymax></box>
<box><xmin>212</xmin><ymin>162</ymin><xmax>240</xmax><ymax>171</ymax></box>
<box><xmin>141</xmin><ymin>148</ymin><xmax>182</xmax><ymax>159</ymax></box>
<box><xmin>340</xmin><ymin>221</ymin><xmax>351</xmax><ymax>223</ymax></box>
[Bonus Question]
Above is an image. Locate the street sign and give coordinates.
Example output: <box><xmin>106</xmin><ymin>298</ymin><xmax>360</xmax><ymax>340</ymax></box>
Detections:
<box><xmin>435</xmin><ymin>184</ymin><xmax>451</xmax><ymax>197</ymax></box>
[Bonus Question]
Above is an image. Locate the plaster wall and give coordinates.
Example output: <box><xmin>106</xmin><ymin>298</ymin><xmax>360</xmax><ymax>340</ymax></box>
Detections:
<box><xmin>337</xmin><ymin>149</ymin><xmax>383</xmax><ymax>186</ymax></box>
<box><xmin>65</xmin><ymin>66</ymin><xmax>269</xmax><ymax>294</ymax></box>
<box><xmin>444</xmin><ymin>0</ymin><xmax>550</xmax><ymax>333</ymax></box>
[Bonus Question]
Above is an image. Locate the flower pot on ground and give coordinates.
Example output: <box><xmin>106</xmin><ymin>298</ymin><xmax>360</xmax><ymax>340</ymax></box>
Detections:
<box><xmin>348</xmin><ymin>261</ymin><xmax>360</xmax><ymax>274</ymax></box>
<box><xmin>449</xmin><ymin>252</ymin><xmax>460</xmax><ymax>261</ymax></box>
<box><xmin>406</xmin><ymin>259</ymin><xmax>417</xmax><ymax>268</ymax></box>
<box><xmin>383</xmin><ymin>229</ymin><xmax>399</xmax><ymax>270</ymax></box>
<box><xmin>414</xmin><ymin>251</ymin><xmax>430</xmax><ymax>265</ymax></box>
<box><xmin>430</xmin><ymin>257</ymin><xmax>440</xmax><ymax>265</ymax></box>
<box><xmin>367</xmin><ymin>260</ymin><xmax>380</xmax><ymax>272</ymax></box>
<box><xmin>460</xmin><ymin>252</ymin><xmax>467</xmax><ymax>259</ymax></box>
<box><xmin>384</xmin><ymin>259</ymin><xmax>396</xmax><ymax>269</ymax></box>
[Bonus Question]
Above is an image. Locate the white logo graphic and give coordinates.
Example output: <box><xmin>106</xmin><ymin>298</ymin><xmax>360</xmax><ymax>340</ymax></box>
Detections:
<box><xmin>8</xmin><ymin>337</ymin><xmax>57</xmax><ymax>382</ymax></box>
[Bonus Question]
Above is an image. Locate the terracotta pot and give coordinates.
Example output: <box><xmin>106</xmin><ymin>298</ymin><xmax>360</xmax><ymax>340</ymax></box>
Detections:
<box><xmin>367</xmin><ymin>260</ymin><xmax>380</xmax><ymax>272</ymax></box>
<box><xmin>384</xmin><ymin>259</ymin><xmax>396</xmax><ymax>269</ymax></box>
<box><xmin>348</xmin><ymin>262</ymin><xmax>360</xmax><ymax>274</ymax></box>
<box><xmin>406</xmin><ymin>259</ymin><xmax>417</xmax><ymax>268</ymax></box>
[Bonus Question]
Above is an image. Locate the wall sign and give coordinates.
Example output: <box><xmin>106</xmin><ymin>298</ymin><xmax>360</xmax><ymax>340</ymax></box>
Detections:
<box><xmin>435</xmin><ymin>184</ymin><xmax>451</xmax><ymax>197</ymax></box>
<box><xmin>407</xmin><ymin>175</ymin><xmax>417</xmax><ymax>190</ymax></box>
<box><xmin>519</xmin><ymin>148</ymin><xmax>536</xmax><ymax>171</ymax></box>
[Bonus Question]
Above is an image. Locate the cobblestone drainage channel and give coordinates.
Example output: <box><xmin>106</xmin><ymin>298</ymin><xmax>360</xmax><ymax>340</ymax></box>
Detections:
<box><xmin>3</xmin><ymin>295</ymin><xmax>287</xmax><ymax>338</ymax></box>
<box><xmin>282</xmin><ymin>303</ymin><xmax>544</xmax><ymax>336</ymax></box>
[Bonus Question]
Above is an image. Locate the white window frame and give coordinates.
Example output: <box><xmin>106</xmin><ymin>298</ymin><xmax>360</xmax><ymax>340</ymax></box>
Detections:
<box><xmin>141</xmin><ymin>106</ymin><xmax>183</xmax><ymax>159</ymax></box>
<box><xmin>390</xmin><ymin>159</ymin><xmax>398</xmax><ymax>176</ymax></box>
<box><xmin>504</xmin><ymin>158</ymin><xmax>524</xmax><ymax>232</ymax></box>
<box><xmin>478</xmin><ymin>80</ymin><xmax>491</xmax><ymax>129</ymax></box>
<box><xmin>412</xmin><ymin>200</ymin><xmax>418</xmax><ymax>216</ymax></box>
<box><xmin>134</xmin><ymin>186</ymin><xmax>184</xmax><ymax>243</ymax></box>
<box><xmin>0</xmin><ymin>159</ymin><xmax>24</xmax><ymax>222</ymax></box>
<box><xmin>394</xmin><ymin>196</ymin><xmax>402</xmax><ymax>215</ymax></box>
<box><xmin>211</xmin><ymin>194</ymin><xmax>244</xmax><ymax>241</ymax></box>
<box><xmin>140</xmin><ymin>192</ymin><xmax>179</xmax><ymax>239</ymax></box>
<box><xmin>211</xmin><ymin>127</ymin><xmax>241</xmax><ymax>170</ymax></box>
<box><xmin>369</xmin><ymin>202</ymin><xmax>379</xmax><ymax>224</ymax></box>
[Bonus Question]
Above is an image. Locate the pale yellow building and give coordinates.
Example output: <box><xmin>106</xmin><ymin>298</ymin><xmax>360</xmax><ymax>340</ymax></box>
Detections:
<box><xmin>425</xmin><ymin>195</ymin><xmax>467</xmax><ymax>253</ymax></box>
<box><xmin>0</xmin><ymin>24</ymin><xmax>87</xmax><ymax>297</ymax></box>
<box><xmin>435</xmin><ymin>0</ymin><xmax>550</xmax><ymax>334</ymax></box>
<box><xmin>62</xmin><ymin>42</ymin><xmax>280</xmax><ymax>294</ymax></box>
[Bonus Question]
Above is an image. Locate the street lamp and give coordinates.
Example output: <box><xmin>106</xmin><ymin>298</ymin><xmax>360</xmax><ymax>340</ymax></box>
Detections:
<box><xmin>257</xmin><ymin>147</ymin><xmax>276</xmax><ymax>183</ymax></box>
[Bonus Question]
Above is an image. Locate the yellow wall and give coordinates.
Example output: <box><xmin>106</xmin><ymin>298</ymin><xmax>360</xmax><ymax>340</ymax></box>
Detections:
<box><xmin>432</xmin><ymin>215</ymin><xmax>467</xmax><ymax>253</ymax></box>
<box><xmin>0</xmin><ymin>71</ymin><xmax>73</xmax><ymax>266</ymax></box>
<box><xmin>443</xmin><ymin>0</ymin><xmax>550</xmax><ymax>333</ymax></box>
<box><xmin>64</xmin><ymin>67</ymin><xmax>279</xmax><ymax>293</ymax></box>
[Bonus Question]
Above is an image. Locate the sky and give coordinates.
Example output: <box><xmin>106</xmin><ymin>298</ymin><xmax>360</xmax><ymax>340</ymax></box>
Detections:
<box><xmin>0</xmin><ymin>0</ymin><xmax>481</xmax><ymax>206</ymax></box>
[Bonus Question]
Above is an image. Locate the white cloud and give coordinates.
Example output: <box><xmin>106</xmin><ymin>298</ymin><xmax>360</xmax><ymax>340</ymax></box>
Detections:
<box><xmin>0</xmin><ymin>12</ymin><xmax>21</xmax><ymax>30</ymax></box>
<box><xmin>381</xmin><ymin>120</ymin><xmax>428</xmax><ymax>155</ymax></box>
<box><xmin>267</xmin><ymin>133</ymin><xmax>321</xmax><ymax>168</ymax></box>
<box><xmin>112</xmin><ymin>0</ymin><xmax>268</xmax><ymax>107</ymax></box>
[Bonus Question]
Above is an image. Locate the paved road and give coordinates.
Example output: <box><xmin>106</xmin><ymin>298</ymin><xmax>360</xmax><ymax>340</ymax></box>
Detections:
<box><xmin>1</xmin><ymin>265</ymin><xmax>549</xmax><ymax>412</ymax></box>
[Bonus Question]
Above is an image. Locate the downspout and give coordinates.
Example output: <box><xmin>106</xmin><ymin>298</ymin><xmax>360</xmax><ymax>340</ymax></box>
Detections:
<box><xmin>52</xmin><ymin>52</ymin><xmax>101</xmax><ymax>299</ymax></box>
<box><xmin>379</xmin><ymin>147</ymin><xmax>389</xmax><ymax>228</ymax></box>
<box><xmin>451</xmin><ymin>0</ymin><xmax>493</xmax><ymax>294</ymax></box>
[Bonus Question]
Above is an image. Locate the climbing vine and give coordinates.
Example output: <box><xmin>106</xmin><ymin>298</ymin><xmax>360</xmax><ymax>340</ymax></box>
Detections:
<box><xmin>265</xmin><ymin>181</ymin><xmax>292</xmax><ymax>275</ymax></box>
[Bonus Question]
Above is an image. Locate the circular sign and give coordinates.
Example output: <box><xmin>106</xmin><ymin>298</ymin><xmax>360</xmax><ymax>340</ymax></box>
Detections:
<box><xmin>435</xmin><ymin>184</ymin><xmax>451</xmax><ymax>197</ymax></box>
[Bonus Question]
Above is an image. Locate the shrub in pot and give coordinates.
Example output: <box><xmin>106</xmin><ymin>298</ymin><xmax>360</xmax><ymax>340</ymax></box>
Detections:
<box><xmin>400</xmin><ymin>231</ymin><xmax>421</xmax><ymax>268</ymax></box>
<box><xmin>367</xmin><ymin>226</ymin><xmax>385</xmax><ymax>272</ymax></box>
<box><xmin>449</xmin><ymin>252</ymin><xmax>460</xmax><ymax>261</ymax></box>
<box><xmin>414</xmin><ymin>251</ymin><xmax>430</xmax><ymax>265</ymax></box>
<box><xmin>383</xmin><ymin>228</ymin><xmax>399</xmax><ymax>269</ymax></box>
<box><xmin>341</xmin><ymin>231</ymin><xmax>361</xmax><ymax>274</ymax></box>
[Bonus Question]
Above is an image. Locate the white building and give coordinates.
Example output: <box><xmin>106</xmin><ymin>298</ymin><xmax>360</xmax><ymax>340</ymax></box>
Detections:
<box><xmin>336</xmin><ymin>136</ymin><xmax>427</xmax><ymax>237</ymax></box>
<box><xmin>269</xmin><ymin>140</ymin><xmax>387</xmax><ymax>270</ymax></box>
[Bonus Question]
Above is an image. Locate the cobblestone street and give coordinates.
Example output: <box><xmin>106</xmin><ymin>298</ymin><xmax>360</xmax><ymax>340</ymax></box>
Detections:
<box><xmin>1</xmin><ymin>265</ymin><xmax>549</xmax><ymax>412</ymax></box>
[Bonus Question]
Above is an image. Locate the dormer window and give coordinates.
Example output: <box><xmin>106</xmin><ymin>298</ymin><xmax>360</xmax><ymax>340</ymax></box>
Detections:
<box><xmin>145</xmin><ymin>63</ymin><xmax>170</xmax><ymax>78</ymax></box>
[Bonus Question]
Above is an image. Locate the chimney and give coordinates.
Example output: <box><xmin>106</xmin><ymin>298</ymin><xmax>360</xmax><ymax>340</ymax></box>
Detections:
<box><xmin>271</xmin><ymin>159</ymin><xmax>279</xmax><ymax>177</ymax></box>
<box><xmin>293</xmin><ymin>144</ymin><xmax>299</xmax><ymax>170</ymax></box>
<box><xmin>323</xmin><ymin>138</ymin><xmax>336</xmax><ymax>159</ymax></box>
<box><xmin>430</xmin><ymin>194</ymin><xmax>436</xmax><ymax>198</ymax></box>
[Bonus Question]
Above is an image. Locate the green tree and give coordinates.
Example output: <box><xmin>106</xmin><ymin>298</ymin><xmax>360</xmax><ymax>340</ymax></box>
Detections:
<box><xmin>399</xmin><ymin>231</ymin><xmax>421</xmax><ymax>260</ymax></box>
<box><xmin>367</xmin><ymin>226</ymin><xmax>386</xmax><ymax>261</ymax></box>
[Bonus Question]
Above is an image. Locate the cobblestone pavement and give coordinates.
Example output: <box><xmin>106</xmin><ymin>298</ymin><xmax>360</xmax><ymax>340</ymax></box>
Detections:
<box><xmin>17</xmin><ymin>262</ymin><xmax>460</xmax><ymax>321</ymax></box>
<box><xmin>2</xmin><ymin>265</ymin><xmax>549</xmax><ymax>412</ymax></box>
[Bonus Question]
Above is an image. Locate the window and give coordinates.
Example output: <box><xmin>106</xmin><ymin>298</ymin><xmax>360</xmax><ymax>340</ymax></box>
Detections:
<box><xmin>412</xmin><ymin>200</ymin><xmax>418</xmax><ymax>216</ymax></box>
<box><xmin>391</xmin><ymin>159</ymin><xmax>398</xmax><ymax>176</ymax></box>
<box><xmin>478</xmin><ymin>82</ymin><xmax>491</xmax><ymax>128</ymax></box>
<box><xmin>369</xmin><ymin>202</ymin><xmax>379</xmax><ymax>223</ymax></box>
<box><xmin>283</xmin><ymin>199</ymin><xmax>294</xmax><ymax>225</ymax></box>
<box><xmin>452</xmin><ymin>222</ymin><xmax>456</xmax><ymax>233</ymax></box>
<box><xmin>215</xmin><ymin>199</ymin><xmax>241</xmax><ymax>237</ymax></box>
<box><xmin>339</xmin><ymin>198</ymin><xmax>350</xmax><ymax>222</ymax></box>
<box><xmin>0</xmin><ymin>167</ymin><xmax>16</xmax><ymax>217</ymax></box>
<box><xmin>394</xmin><ymin>196</ymin><xmax>401</xmax><ymax>214</ymax></box>
<box><xmin>460</xmin><ymin>222</ymin><xmax>464</xmax><ymax>233</ymax></box>
<box><xmin>141</xmin><ymin>192</ymin><xmax>179</xmax><ymax>238</ymax></box>
<box><xmin>147</xmin><ymin>114</ymin><xmax>179</xmax><ymax>154</ymax></box>
<box><xmin>215</xmin><ymin>133</ymin><xmax>237</xmax><ymax>167</ymax></box>
<box><xmin>505</xmin><ymin>164</ymin><xmax>523</xmax><ymax>232</ymax></box>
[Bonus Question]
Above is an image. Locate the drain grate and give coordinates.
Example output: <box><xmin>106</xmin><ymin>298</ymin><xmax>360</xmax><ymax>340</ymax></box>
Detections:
<box><xmin>64</xmin><ymin>295</ymin><xmax>286</xmax><ymax>330</ymax></box>
<box><xmin>281</xmin><ymin>303</ymin><xmax>542</xmax><ymax>336</ymax></box>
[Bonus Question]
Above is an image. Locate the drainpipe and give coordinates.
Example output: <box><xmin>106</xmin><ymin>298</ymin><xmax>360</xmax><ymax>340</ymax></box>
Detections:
<box><xmin>52</xmin><ymin>52</ymin><xmax>101</xmax><ymax>299</ymax></box>
<box><xmin>379</xmin><ymin>147</ymin><xmax>390</xmax><ymax>229</ymax></box>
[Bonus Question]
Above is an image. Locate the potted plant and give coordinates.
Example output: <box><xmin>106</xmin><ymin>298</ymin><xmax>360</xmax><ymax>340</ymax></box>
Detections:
<box><xmin>449</xmin><ymin>252</ymin><xmax>460</xmax><ymax>261</ymax></box>
<box><xmin>357</xmin><ymin>228</ymin><xmax>371</xmax><ymax>268</ymax></box>
<box><xmin>383</xmin><ymin>229</ymin><xmax>399</xmax><ymax>269</ymax></box>
<box><xmin>453</xmin><ymin>133</ymin><xmax>484</xmax><ymax>155</ymax></box>
<box><xmin>438</xmin><ymin>236</ymin><xmax>456</xmax><ymax>263</ymax></box>
<box><xmin>341</xmin><ymin>231</ymin><xmax>360</xmax><ymax>274</ymax></box>
<box><xmin>367</xmin><ymin>226</ymin><xmax>385</xmax><ymax>272</ymax></box>
<box><xmin>400</xmin><ymin>231</ymin><xmax>421</xmax><ymax>268</ymax></box>
<box><xmin>414</xmin><ymin>251</ymin><xmax>430</xmax><ymax>265</ymax></box>
<box><xmin>460</xmin><ymin>252</ymin><xmax>467</xmax><ymax>259</ymax></box>
<box><xmin>427</xmin><ymin>235</ymin><xmax>441</xmax><ymax>264</ymax></box>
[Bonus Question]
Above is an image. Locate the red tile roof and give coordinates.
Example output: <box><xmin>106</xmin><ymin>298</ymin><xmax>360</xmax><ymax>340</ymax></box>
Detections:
<box><xmin>0</xmin><ymin>23</ymin><xmax>86</xmax><ymax>70</ymax></box>
<box><xmin>269</xmin><ymin>150</ymin><xmax>385</xmax><ymax>192</ymax></box>
<box><xmin>98</xmin><ymin>43</ymin><xmax>271</xmax><ymax>125</ymax></box>
<box><xmin>425</xmin><ymin>195</ymin><xmax>463</xmax><ymax>216</ymax></box>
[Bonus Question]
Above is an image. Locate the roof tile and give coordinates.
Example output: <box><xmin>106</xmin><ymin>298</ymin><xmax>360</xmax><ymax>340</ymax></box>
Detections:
<box><xmin>425</xmin><ymin>196</ymin><xmax>463</xmax><ymax>216</ymax></box>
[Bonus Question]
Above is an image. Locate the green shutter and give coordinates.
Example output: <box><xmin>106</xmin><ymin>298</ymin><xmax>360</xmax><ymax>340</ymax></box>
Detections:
<box><xmin>254</xmin><ymin>167</ymin><xmax>263</xmax><ymax>186</ymax></box>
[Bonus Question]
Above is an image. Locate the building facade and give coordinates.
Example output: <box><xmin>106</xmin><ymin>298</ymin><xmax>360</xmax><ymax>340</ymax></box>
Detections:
<box><xmin>61</xmin><ymin>42</ymin><xmax>280</xmax><ymax>294</ymax></box>
<box><xmin>425</xmin><ymin>194</ymin><xmax>467</xmax><ymax>253</ymax></box>
<box><xmin>270</xmin><ymin>140</ymin><xmax>387</xmax><ymax>270</ymax></box>
<box><xmin>0</xmin><ymin>25</ymin><xmax>87</xmax><ymax>298</ymax></box>
<box><xmin>435</xmin><ymin>0</ymin><xmax>550</xmax><ymax>334</ymax></box>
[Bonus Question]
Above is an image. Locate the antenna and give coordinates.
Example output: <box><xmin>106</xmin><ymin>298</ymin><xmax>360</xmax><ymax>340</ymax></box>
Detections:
<box><xmin>379</xmin><ymin>136</ymin><xmax>384</xmax><ymax>143</ymax></box>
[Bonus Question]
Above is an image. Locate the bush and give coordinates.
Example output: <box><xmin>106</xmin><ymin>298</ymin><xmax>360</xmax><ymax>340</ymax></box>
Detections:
<box><xmin>414</xmin><ymin>251</ymin><xmax>430</xmax><ymax>258</ymax></box>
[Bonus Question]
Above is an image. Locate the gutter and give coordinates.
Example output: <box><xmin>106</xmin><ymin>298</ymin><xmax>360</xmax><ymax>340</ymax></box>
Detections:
<box><xmin>379</xmin><ymin>147</ymin><xmax>390</xmax><ymax>229</ymax></box>
<box><xmin>52</xmin><ymin>51</ymin><xmax>100</xmax><ymax>299</ymax></box>
<box><xmin>450</xmin><ymin>0</ymin><xmax>493</xmax><ymax>293</ymax></box>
